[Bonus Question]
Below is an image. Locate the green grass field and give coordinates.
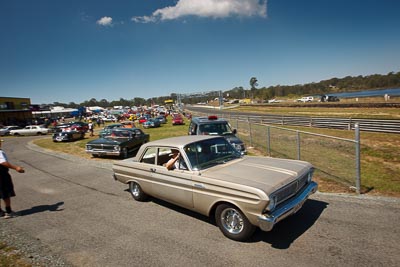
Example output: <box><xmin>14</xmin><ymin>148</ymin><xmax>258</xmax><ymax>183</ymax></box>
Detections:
<box><xmin>32</xmin><ymin>113</ymin><xmax>400</xmax><ymax>197</ymax></box>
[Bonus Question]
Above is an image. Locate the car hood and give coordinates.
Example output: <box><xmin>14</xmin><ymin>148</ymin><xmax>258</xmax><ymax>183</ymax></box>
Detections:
<box><xmin>199</xmin><ymin>156</ymin><xmax>312</xmax><ymax>194</ymax></box>
<box><xmin>223</xmin><ymin>134</ymin><xmax>243</xmax><ymax>144</ymax></box>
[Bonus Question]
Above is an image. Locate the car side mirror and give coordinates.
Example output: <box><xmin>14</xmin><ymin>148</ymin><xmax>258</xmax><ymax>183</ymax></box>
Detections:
<box><xmin>232</xmin><ymin>129</ymin><xmax>237</xmax><ymax>134</ymax></box>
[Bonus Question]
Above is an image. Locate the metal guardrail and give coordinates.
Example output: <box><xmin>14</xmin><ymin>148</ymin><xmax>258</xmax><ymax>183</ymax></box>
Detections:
<box><xmin>198</xmin><ymin>112</ymin><xmax>400</xmax><ymax>134</ymax></box>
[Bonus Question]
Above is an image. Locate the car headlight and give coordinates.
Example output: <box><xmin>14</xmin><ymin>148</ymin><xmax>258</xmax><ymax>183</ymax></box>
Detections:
<box><xmin>231</xmin><ymin>143</ymin><xmax>242</xmax><ymax>151</ymax></box>
<box><xmin>307</xmin><ymin>168</ymin><xmax>315</xmax><ymax>183</ymax></box>
<box><xmin>86</xmin><ymin>145</ymin><xmax>92</xmax><ymax>150</ymax></box>
<box><xmin>114</xmin><ymin>145</ymin><xmax>120</xmax><ymax>151</ymax></box>
<box><xmin>266</xmin><ymin>195</ymin><xmax>277</xmax><ymax>211</ymax></box>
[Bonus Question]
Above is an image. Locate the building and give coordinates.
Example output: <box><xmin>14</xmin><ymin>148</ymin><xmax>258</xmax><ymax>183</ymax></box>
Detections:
<box><xmin>0</xmin><ymin>97</ymin><xmax>32</xmax><ymax>126</ymax></box>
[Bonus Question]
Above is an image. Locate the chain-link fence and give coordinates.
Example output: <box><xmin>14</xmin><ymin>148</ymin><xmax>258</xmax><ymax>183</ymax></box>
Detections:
<box><xmin>191</xmin><ymin>111</ymin><xmax>361</xmax><ymax>193</ymax></box>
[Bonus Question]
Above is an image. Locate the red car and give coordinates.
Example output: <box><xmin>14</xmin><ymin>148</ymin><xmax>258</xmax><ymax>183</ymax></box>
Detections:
<box><xmin>172</xmin><ymin>114</ymin><xmax>185</xmax><ymax>125</ymax></box>
<box><xmin>138</xmin><ymin>116</ymin><xmax>148</xmax><ymax>124</ymax></box>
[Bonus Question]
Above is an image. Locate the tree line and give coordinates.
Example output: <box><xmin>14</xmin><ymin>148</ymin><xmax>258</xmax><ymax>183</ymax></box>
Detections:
<box><xmin>49</xmin><ymin>71</ymin><xmax>400</xmax><ymax>108</ymax></box>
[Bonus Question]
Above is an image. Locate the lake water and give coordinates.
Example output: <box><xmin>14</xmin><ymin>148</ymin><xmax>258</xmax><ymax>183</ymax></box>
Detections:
<box><xmin>329</xmin><ymin>88</ymin><xmax>400</xmax><ymax>98</ymax></box>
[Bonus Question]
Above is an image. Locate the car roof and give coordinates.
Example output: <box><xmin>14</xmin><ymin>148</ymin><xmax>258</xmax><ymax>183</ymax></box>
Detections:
<box><xmin>191</xmin><ymin>116</ymin><xmax>228</xmax><ymax>124</ymax></box>
<box><xmin>112</xmin><ymin>127</ymin><xmax>140</xmax><ymax>131</ymax></box>
<box><xmin>142</xmin><ymin>135</ymin><xmax>221</xmax><ymax>148</ymax></box>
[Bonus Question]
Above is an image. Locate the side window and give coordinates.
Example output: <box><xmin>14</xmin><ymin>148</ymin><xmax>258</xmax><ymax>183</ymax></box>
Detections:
<box><xmin>140</xmin><ymin>147</ymin><xmax>157</xmax><ymax>165</ymax></box>
<box><xmin>157</xmin><ymin>147</ymin><xmax>173</xmax><ymax>166</ymax></box>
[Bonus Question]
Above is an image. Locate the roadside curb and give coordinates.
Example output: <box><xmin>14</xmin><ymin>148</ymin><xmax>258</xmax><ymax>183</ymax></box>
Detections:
<box><xmin>26</xmin><ymin>140</ymin><xmax>113</xmax><ymax>170</ymax></box>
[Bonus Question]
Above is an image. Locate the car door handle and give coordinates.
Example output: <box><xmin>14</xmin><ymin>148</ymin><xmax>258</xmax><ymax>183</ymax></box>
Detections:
<box><xmin>194</xmin><ymin>183</ymin><xmax>205</xmax><ymax>189</ymax></box>
<box><xmin>150</xmin><ymin>168</ymin><xmax>156</xmax><ymax>172</ymax></box>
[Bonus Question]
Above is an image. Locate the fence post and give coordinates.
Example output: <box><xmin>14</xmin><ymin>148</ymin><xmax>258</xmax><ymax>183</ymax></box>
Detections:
<box><xmin>355</xmin><ymin>123</ymin><xmax>361</xmax><ymax>194</ymax></box>
<box><xmin>297</xmin><ymin>131</ymin><xmax>301</xmax><ymax>160</ymax></box>
<box><xmin>348</xmin><ymin>118</ymin><xmax>352</xmax><ymax>131</ymax></box>
<box><xmin>266</xmin><ymin>126</ymin><xmax>271</xmax><ymax>156</ymax></box>
<box><xmin>248</xmin><ymin>119</ymin><xmax>253</xmax><ymax>147</ymax></box>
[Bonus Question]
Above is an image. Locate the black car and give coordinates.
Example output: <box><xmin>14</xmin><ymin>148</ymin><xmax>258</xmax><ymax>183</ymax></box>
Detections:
<box><xmin>85</xmin><ymin>128</ymin><xmax>149</xmax><ymax>158</ymax></box>
<box><xmin>53</xmin><ymin>130</ymin><xmax>85</xmax><ymax>142</ymax></box>
<box><xmin>320</xmin><ymin>95</ymin><xmax>340</xmax><ymax>102</ymax></box>
<box><xmin>188</xmin><ymin>116</ymin><xmax>246</xmax><ymax>154</ymax></box>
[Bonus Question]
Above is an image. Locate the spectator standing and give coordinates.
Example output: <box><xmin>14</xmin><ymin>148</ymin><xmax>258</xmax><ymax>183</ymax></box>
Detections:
<box><xmin>0</xmin><ymin>139</ymin><xmax>25</xmax><ymax>219</ymax></box>
<box><xmin>88</xmin><ymin>120</ymin><xmax>94</xmax><ymax>136</ymax></box>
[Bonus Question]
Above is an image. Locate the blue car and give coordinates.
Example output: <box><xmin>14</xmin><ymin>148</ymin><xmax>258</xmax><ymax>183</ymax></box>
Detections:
<box><xmin>142</xmin><ymin>118</ymin><xmax>161</xmax><ymax>129</ymax></box>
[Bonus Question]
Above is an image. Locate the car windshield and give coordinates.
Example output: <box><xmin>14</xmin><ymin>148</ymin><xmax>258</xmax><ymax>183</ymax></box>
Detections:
<box><xmin>184</xmin><ymin>138</ymin><xmax>241</xmax><ymax>170</ymax></box>
<box><xmin>106</xmin><ymin>130</ymin><xmax>131</xmax><ymax>139</ymax></box>
<box><xmin>198</xmin><ymin>122</ymin><xmax>233</xmax><ymax>136</ymax></box>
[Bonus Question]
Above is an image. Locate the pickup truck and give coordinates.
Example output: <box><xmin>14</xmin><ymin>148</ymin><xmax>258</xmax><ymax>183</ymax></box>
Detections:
<box><xmin>9</xmin><ymin>125</ymin><xmax>49</xmax><ymax>136</ymax></box>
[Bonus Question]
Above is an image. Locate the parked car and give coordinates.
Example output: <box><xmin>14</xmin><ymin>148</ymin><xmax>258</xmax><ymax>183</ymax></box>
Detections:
<box><xmin>112</xmin><ymin>135</ymin><xmax>317</xmax><ymax>241</ymax></box>
<box><xmin>0</xmin><ymin>126</ymin><xmax>22</xmax><ymax>136</ymax></box>
<box><xmin>155</xmin><ymin>115</ymin><xmax>167</xmax><ymax>124</ymax></box>
<box><xmin>86</xmin><ymin>128</ymin><xmax>149</xmax><ymax>158</ymax></box>
<box><xmin>70</xmin><ymin>121</ymin><xmax>89</xmax><ymax>132</ymax></box>
<box><xmin>143</xmin><ymin>118</ymin><xmax>161</xmax><ymax>129</ymax></box>
<box><xmin>188</xmin><ymin>116</ymin><xmax>246</xmax><ymax>154</ymax></box>
<box><xmin>10</xmin><ymin>125</ymin><xmax>49</xmax><ymax>136</ymax></box>
<box><xmin>52</xmin><ymin>130</ymin><xmax>85</xmax><ymax>142</ymax></box>
<box><xmin>320</xmin><ymin>95</ymin><xmax>340</xmax><ymax>102</ymax></box>
<box><xmin>172</xmin><ymin>114</ymin><xmax>185</xmax><ymax>125</ymax></box>
<box><xmin>138</xmin><ymin>116</ymin><xmax>148</xmax><ymax>124</ymax></box>
<box><xmin>101</xmin><ymin>115</ymin><xmax>118</xmax><ymax>122</ymax></box>
<box><xmin>297</xmin><ymin>96</ymin><xmax>314</xmax><ymax>102</ymax></box>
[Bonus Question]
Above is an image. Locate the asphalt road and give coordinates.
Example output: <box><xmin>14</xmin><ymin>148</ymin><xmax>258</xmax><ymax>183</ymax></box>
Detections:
<box><xmin>1</xmin><ymin>136</ymin><xmax>399</xmax><ymax>267</ymax></box>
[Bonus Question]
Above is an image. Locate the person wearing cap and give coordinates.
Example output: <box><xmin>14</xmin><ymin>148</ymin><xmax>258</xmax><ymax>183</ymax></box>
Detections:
<box><xmin>0</xmin><ymin>139</ymin><xmax>25</xmax><ymax>219</ymax></box>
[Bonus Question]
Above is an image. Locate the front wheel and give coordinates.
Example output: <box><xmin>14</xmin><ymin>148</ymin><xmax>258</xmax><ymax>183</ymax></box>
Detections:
<box><xmin>129</xmin><ymin>182</ymin><xmax>148</xmax><ymax>201</ymax></box>
<box><xmin>120</xmin><ymin>147</ymin><xmax>128</xmax><ymax>159</ymax></box>
<box><xmin>215</xmin><ymin>204</ymin><xmax>256</xmax><ymax>242</ymax></box>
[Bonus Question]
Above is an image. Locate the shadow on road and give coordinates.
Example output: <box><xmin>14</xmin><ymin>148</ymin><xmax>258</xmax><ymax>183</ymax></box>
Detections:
<box><xmin>252</xmin><ymin>199</ymin><xmax>328</xmax><ymax>248</ymax></box>
<box><xmin>18</xmin><ymin>201</ymin><xmax>64</xmax><ymax>216</ymax></box>
<box><xmin>143</xmin><ymin>196</ymin><xmax>328</xmax><ymax>247</ymax></box>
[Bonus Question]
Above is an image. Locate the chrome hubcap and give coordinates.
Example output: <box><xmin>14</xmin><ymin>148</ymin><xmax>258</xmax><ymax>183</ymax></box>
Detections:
<box><xmin>131</xmin><ymin>183</ymin><xmax>139</xmax><ymax>197</ymax></box>
<box><xmin>221</xmin><ymin>208</ymin><xmax>244</xmax><ymax>234</ymax></box>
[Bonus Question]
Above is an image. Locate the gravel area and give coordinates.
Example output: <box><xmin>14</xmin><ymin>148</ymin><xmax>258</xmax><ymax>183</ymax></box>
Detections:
<box><xmin>0</xmin><ymin>219</ymin><xmax>72</xmax><ymax>266</ymax></box>
<box><xmin>0</xmin><ymin>141</ymin><xmax>112</xmax><ymax>266</ymax></box>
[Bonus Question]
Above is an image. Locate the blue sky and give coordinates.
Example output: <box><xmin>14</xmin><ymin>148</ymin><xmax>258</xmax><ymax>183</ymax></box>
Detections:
<box><xmin>1</xmin><ymin>0</ymin><xmax>399</xmax><ymax>104</ymax></box>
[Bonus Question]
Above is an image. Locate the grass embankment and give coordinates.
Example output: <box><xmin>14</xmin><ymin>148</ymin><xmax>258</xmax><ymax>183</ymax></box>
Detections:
<box><xmin>33</xmin><ymin>112</ymin><xmax>400</xmax><ymax>197</ymax></box>
<box><xmin>0</xmin><ymin>242</ymin><xmax>31</xmax><ymax>267</ymax></box>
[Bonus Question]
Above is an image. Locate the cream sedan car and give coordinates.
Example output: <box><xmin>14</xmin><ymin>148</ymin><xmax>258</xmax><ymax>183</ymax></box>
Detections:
<box><xmin>10</xmin><ymin>125</ymin><xmax>49</xmax><ymax>136</ymax></box>
<box><xmin>112</xmin><ymin>135</ymin><xmax>318</xmax><ymax>241</ymax></box>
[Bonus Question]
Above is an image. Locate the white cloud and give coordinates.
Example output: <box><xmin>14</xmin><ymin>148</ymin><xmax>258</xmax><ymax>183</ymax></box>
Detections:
<box><xmin>132</xmin><ymin>0</ymin><xmax>267</xmax><ymax>23</ymax></box>
<box><xmin>97</xmin><ymin>16</ymin><xmax>113</xmax><ymax>26</ymax></box>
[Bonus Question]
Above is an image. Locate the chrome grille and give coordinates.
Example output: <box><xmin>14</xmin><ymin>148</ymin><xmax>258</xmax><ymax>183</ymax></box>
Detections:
<box><xmin>273</xmin><ymin>170</ymin><xmax>311</xmax><ymax>205</ymax></box>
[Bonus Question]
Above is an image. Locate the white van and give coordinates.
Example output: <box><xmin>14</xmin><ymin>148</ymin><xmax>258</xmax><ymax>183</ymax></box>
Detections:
<box><xmin>297</xmin><ymin>96</ymin><xmax>314</xmax><ymax>102</ymax></box>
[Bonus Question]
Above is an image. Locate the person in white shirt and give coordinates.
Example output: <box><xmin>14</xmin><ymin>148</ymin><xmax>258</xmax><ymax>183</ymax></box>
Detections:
<box><xmin>0</xmin><ymin>139</ymin><xmax>25</xmax><ymax>219</ymax></box>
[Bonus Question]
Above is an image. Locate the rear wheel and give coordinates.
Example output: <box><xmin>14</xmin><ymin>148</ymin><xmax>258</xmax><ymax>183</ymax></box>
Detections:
<box><xmin>129</xmin><ymin>182</ymin><xmax>148</xmax><ymax>201</ymax></box>
<box><xmin>215</xmin><ymin>204</ymin><xmax>256</xmax><ymax>241</ymax></box>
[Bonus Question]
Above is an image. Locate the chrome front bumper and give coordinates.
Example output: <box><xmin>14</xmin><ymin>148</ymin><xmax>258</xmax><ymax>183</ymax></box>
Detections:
<box><xmin>257</xmin><ymin>181</ymin><xmax>318</xmax><ymax>231</ymax></box>
<box><xmin>86</xmin><ymin>150</ymin><xmax>120</xmax><ymax>156</ymax></box>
